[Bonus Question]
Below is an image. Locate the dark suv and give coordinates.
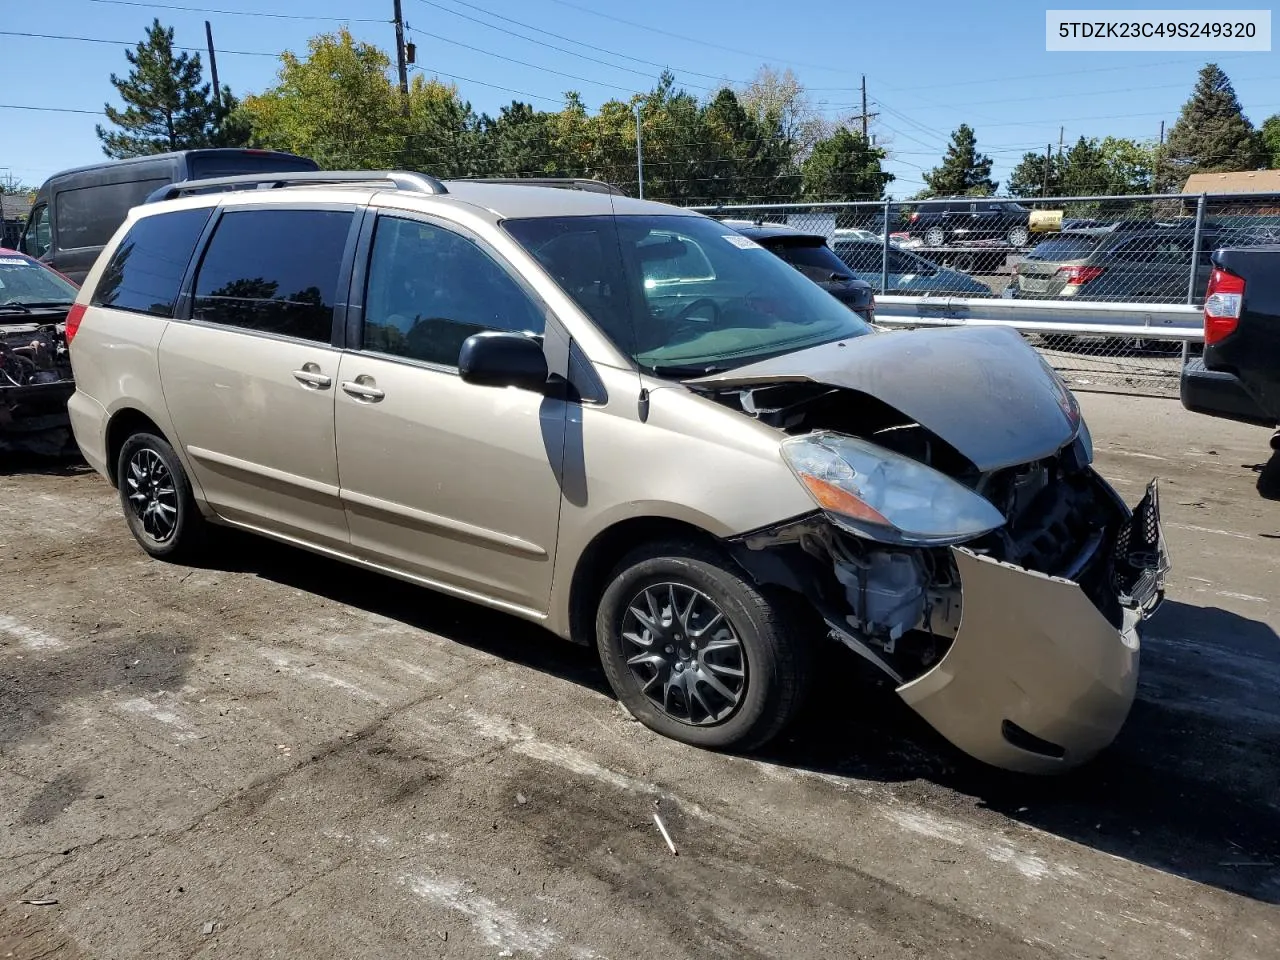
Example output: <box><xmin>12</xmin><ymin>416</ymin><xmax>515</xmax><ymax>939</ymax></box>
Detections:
<box><xmin>909</xmin><ymin>198</ymin><xmax>1031</xmax><ymax>248</ymax></box>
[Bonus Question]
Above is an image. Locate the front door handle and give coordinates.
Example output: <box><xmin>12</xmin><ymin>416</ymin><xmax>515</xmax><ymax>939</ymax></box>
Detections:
<box><xmin>341</xmin><ymin>378</ymin><xmax>385</xmax><ymax>402</ymax></box>
<box><xmin>293</xmin><ymin>368</ymin><xmax>332</xmax><ymax>389</ymax></box>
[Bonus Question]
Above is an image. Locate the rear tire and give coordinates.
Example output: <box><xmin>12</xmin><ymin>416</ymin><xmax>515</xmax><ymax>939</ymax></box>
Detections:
<box><xmin>1007</xmin><ymin>225</ymin><xmax>1030</xmax><ymax>247</ymax></box>
<box><xmin>924</xmin><ymin>226</ymin><xmax>946</xmax><ymax>247</ymax></box>
<box><xmin>596</xmin><ymin>539</ymin><xmax>814</xmax><ymax>752</ymax></box>
<box><xmin>116</xmin><ymin>431</ymin><xmax>206</xmax><ymax>562</ymax></box>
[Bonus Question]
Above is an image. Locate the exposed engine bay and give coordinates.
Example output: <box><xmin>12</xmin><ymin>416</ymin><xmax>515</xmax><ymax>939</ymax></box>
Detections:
<box><xmin>0</xmin><ymin>321</ymin><xmax>76</xmax><ymax>453</ymax></box>
<box><xmin>711</xmin><ymin>377</ymin><xmax>1163</xmax><ymax>687</ymax></box>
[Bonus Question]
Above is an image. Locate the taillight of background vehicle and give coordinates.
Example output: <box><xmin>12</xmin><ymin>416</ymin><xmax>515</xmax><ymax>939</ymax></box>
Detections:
<box><xmin>1203</xmin><ymin>266</ymin><xmax>1244</xmax><ymax>345</ymax></box>
<box><xmin>64</xmin><ymin>303</ymin><xmax>86</xmax><ymax>344</ymax></box>
<box><xmin>1055</xmin><ymin>265</ymin><xmax>1106</xmax><ymax>286</ymax></box>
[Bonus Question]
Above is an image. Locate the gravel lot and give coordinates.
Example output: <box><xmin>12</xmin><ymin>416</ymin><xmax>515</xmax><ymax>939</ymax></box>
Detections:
<box><xmin>2</xmin><ymin>393</ymin><xmax>1278</xmax><ymax>960</ymax></box>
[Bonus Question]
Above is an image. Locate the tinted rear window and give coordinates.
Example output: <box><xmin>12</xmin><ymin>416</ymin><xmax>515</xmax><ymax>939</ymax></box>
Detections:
<box><xmin>1026</xmin><ymin>236</ymin><xmax>1100</xmax><ymax>261</ymax></box>
<box><xmin>191</xmin><ymin>209</ymin><xmax>353</xmax><ymax>342</ymax></box>
<box><xmin>770</xmin><ymin>241</ymin><xmax>855</xmax><ymax>281</ymax></box>
<box><xmin>187</xmin><ymin>153</ymin><xmax>318</xmax><ymax>180</ymax></box>
<box><xmin>91</xmin><ymin>208</ymin><xmax>213</xmax><ymax>316</ymax></box>
<box><xmin>55</xmin><ymin>178</ymin><xmax>169</xmax><ymax>249</ymax></box>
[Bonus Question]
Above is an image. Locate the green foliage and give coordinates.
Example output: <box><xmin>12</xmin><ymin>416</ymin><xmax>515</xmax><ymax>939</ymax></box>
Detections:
<box><xmin>800</xmin><ymin>127</ymin><xmax>893</xmax><ymax>200</ymax></box>
<box><xmin>921</xmin><ymin>125</ymin><xmax>996</xmax><ymax>197</ymax></box>
<box><xmin>1261</xmin><ymin>114</ymin><xmax>1280</xmax><ymax>167</ymax></box>
<box><xmin>240</xmin><ymin>29</ymin><xmax>407</xmax><ymax>169</ymax></box>
<box><xmin>96</xmin><ymin>18</ymin><xmax>240</xmax><ymax>157</ymax></box>
<box><xmin>1161</xmin><ymin>63</ymin><xmax>1263</xmax><ymax>188</ymax></box>
<box><xmin>1005</xmin><ymin>137</ymin><xmax>1155</xmax><ymax>199</ymax></box>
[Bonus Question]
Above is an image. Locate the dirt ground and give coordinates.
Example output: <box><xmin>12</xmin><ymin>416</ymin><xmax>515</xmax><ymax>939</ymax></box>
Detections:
<box><xmin>2</xmin><ymin>392</ymin><xmax>1278</xmax><ymax>960</ymax></box>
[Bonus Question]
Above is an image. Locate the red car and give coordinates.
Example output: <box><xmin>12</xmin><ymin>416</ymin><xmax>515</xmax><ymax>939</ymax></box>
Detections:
<box><xmin>0</xmin><ymin>247</ymin><xmax>80</xmax><ymax>455</ymax></box>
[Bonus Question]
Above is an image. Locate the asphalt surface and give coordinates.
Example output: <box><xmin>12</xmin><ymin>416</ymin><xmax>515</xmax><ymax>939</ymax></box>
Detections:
<box><xmin>2</xmin><ymin>393</ymin><xmax>1278</xmax><ymax>959</ymax></box>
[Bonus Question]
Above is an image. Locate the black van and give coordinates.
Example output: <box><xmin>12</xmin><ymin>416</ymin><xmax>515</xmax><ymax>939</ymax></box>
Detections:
<box><xmin>19</xmin><ymin>148</ymin><xmax>318</xmax><ymax>283</ymax></box>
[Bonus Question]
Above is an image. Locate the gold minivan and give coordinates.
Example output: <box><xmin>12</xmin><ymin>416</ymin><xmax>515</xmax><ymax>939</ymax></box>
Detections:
<box><xmin>64</xmin><ymin>172</ymin><xmax>1169</xmax><ymax>774</ymax></box>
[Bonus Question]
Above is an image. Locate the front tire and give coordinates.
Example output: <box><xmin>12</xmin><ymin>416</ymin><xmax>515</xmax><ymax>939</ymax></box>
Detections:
<box><xmin>1007</xmin><ymin>225</ymin><xmax>1030</xmax><ymax>247</ymax></box>
<box><xmin>117</xmin><ymin>431</ymin><xmax>205</xmax><ymax>562</ymax></box>
<box><xmin>924</xmin><ymin>226</ymin><xmax>946</xmax><ymax>247</ymax></box>
<box><xmin>596</xmin><ymin>539</ymin><xmax>814</xmax><ymax>751</ymax></box>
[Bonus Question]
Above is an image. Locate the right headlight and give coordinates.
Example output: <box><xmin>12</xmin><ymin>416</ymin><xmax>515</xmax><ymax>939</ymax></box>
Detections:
<box><xmin>780</xmin><ymin>431</ymin><xmax>1006</xmax><ymax>546</ymax></box>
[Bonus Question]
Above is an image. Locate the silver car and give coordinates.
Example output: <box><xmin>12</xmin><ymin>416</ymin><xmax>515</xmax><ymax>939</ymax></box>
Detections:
<box><xmin>64</xmin><ymin>171</ymin><xmax>1168</xmax><ymax>773</ymax></box>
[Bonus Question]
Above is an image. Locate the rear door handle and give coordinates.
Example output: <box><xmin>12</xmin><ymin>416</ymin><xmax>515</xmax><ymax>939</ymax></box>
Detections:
<box><xmin>341</xmin><ymin>379</ymin><xmax>385</xmax><ymax>402</ymax></box>
<box><xmin>292</xmin><ymin>367</ymin><xmax>332</xmax><ymax>389</ymax></box>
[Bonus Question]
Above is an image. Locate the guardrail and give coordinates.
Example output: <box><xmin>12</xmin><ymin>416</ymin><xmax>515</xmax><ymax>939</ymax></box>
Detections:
<box><xmin>868</xmin><ymin>296</ymin><xmax>1202</xmax><ymax>398</ymax></box>
<box><xmin>872</xmin><ymin>296</ymin><xmax>1203</xmax><ymax>339</ymax></box>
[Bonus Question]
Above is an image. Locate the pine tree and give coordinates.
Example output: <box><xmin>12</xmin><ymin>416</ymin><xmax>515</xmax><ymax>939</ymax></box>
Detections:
<box><xmin>1161</xmin><ymin>63</ymin><xmax>1262</xmax><ymax>188</ymax></box>
<box><xmin>1005</xmin><ymin>149</ymin><xmax>1060</xmax><ymax>198</ymax></box>
<box><xmin>1261</xmin><ymin>114</ymin><xmax>1280</xmax><ymax>168</ymax></box>
<box><xmin>801</xmin><ymin>127</ymin><xmax>893</xmax><ymax>201</ymax></box>
<box><xmin>922</xmin><ymin>125</ymin><xmax>997</xmax><ymax>196</ymax></box>
<box><xmin>96</xmin><ymin>19</ymin><xmax>236</xmax><ymax>158</ymax></box>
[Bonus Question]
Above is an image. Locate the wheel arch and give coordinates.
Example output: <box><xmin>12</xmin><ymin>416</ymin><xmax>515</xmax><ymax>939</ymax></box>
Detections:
<box><xmin>104</xmin><ymin>407</ymin><xmax>170</xmax><ymax>487</ymax></box>
<box><xmin>565</xmin><ymin>516</ymin><xmax>724</xmax><ymax>647</ymax></box>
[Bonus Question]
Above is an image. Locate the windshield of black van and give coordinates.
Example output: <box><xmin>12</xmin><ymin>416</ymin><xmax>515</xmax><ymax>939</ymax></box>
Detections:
<box><xmin>503</xmin><ymin>215</ymin><xmax>871</xmax><ymax>375</ymax></box>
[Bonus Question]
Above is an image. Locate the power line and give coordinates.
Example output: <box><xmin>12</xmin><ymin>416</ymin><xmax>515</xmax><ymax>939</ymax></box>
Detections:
<box><xmin>408</xmin><ymin>0</ymin><xmax>715</xmax><ymax>90</ymax></box>
<box><xmin>0</xmin><ymin>103</ymin><xmax>102</xmax><ymax>115</ymax></box>
<box><xmin>0</xmin><ymin>28</ymin><xmax>277</xmax><ymax>57</ymax></box>
<box><xmin>85</xmin><ymin>0</ymin><xmax>386</xmax><ymax>21</ymax></box>
<box><xmin>409</xmin><ymin>26</ymin><xmax>639</xmax><ymax>94</ymax></box>
<box><xmin>408</xmin><ymin>64</ymin><xmax>563</xmax><ymax>105</ymax></box>
<box><xmin>531</xmin><ymin>0</ymin><xmax>858</xmax><ymax>78</ymax></box>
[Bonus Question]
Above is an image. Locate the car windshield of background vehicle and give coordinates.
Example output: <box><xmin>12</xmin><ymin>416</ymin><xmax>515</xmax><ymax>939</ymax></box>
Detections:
<box><xmin>770</xmin><ymin>241</ymin><xmax>858</xmax><ymax>282</ymax></box>
<box><xmin>0</xmin><ymin>255</ymin><xmax>78</xmax><ymax>305</ymax></box>
<box><xmin>503</xmin><ymin>214</ymin><xmax>871</xmax><ymax>375</ymax></box>
<box><xmin>1026</xmin><ymin>236</ymin><xmax>1103</xmax><ymax>260</ymax></box>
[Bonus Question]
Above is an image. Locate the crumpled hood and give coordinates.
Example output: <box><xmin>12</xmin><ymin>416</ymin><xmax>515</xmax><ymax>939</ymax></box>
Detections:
<box><xmin>689</xmin><ymin>325</ymin><xmax>1080</xmax><ymax>472</ymax></box>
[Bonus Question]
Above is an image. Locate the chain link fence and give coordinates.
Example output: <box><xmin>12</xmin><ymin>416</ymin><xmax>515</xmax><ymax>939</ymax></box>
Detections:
<box><xmin>690</xmin><ymin>191</ymin><xmax>1280</xmax><ymax>397</ymax></box>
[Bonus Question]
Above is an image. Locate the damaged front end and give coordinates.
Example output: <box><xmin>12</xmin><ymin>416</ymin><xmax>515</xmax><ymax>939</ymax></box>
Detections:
<box><xmin>0</xmin><ymin>319</ymin><xmax>76</xmax><ymax>456</ymax></box>
<box><xmin>704</xmin><ymin>327</ymin><xmax>1169</xmax><ymax>773</ymax></box>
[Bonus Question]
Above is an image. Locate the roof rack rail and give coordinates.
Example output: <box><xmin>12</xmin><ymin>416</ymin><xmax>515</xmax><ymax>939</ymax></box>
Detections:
<box><xmin>145</xmin><ymin>170</ymin><xmax>448</xmax><ymax>204</ymax></box>
<box><xmin>455</xmin><ymin>177</ymin><xmax>625</xmax><ymax>196</ymax></box>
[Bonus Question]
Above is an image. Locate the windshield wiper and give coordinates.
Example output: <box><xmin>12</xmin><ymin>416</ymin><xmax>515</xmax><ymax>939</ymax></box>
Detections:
<box><xmin>13</xmin><ymin>300</ymin><xmax>74</xmax><ymax>308</ymax></box>
<box><xmin>648</xmin><ymin>362</ymin><xmax>727</xmax><ymax>378</ymax></box>
<box><xmin>0</xmin><ymin>303</ymin><xmax>32</xmax><ymax>313</ymax></box>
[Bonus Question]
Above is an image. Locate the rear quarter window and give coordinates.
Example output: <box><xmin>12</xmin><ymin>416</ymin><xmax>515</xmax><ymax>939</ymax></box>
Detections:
<box><xmin>91</xmin><ymin>208</ymin><xmax>214</xmax><ymax>316</ymax></box>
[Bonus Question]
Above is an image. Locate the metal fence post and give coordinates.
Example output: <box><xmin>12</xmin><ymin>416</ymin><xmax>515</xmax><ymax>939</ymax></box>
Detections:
<box><xmin>1183</xmin><ymin>192</ymin><xmax>1207</xmax><ymax>366</ymax></box>
<box><xmin>880</xmin><ymin>200</ymin><xmax>891</xmax><ymax>295</ymax></box>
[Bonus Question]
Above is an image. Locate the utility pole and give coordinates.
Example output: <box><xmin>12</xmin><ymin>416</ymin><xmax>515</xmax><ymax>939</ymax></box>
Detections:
<box><xmin>392</xmin><ymin>0</ymin><xmax>410</xmax><ymax>116</ymax></box>
<box><xmin>1058</xmin><ymin>126</ymin><xmax>1064</xmax><ymax>159</ymax></box>
<box><xmin>852</xmin><ymin>75</ymin><xmax>878</xmax><ymax>140</ymax></box>
<box><xmin>1156</xmin><ymin>120</ymin><xmax>1165</xmax><ymax>190</ymax></box>
<box><xmin>1042</xmin><ymin>142</ymin><xmax>1052</xmax><ymax>198</ymax></box>
<box><xmin>861</xmin><ymin>75</ymin><xmax>868</xmax><ymax>139</ymax></box>
<box><xmin>634</xmin><ymin>104</ymin><xmax>644</xmax><ymax>199</ymax></box>
<box><xmin>204</xmin><ymin>21</ymin><xmax>220</xmax><ymax>109</ymax></box>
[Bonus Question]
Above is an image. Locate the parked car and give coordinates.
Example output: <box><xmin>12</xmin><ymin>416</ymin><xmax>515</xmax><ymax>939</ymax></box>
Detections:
<box><xmin>723</xmin><ymin>223</ymin><xmax>875</xmax><ymax>321</ymax></box>
<box><xmin>67</xmin><ymin>170</ymin><xmax>1168</xmax><ymax>774</ymax></box>
<box><xmin>0</xmin><ymin>248</ymin><xmax>79</xmax><ymax>454</ymax></box>
<box><xmin>19</xmin><ymin>148</ymin><xmax>318</xmax><ymax>284</ymax></box>
<box><xmin>1180</xmin><ymin>246</ymin><xmax>1280</xmax><ymax>458</ymax></box>
<box><xmin>831</xmin><ymin>238</ymin><xmax>992</xmax><ymax>296</ymax></box>
<box><xmin>908</xmin><ymin>198</ymin><xmax>1032</xmax><ymax>248</ymax></box>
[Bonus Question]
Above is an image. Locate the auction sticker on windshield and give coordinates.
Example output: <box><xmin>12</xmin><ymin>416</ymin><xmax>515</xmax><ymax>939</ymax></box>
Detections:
<box><xmin>723</xmin><ymin>234</ymin><xmax>764</xmax><ymax>250</ymax></box>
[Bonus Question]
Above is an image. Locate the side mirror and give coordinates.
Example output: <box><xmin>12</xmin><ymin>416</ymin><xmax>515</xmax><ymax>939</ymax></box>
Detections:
<box><xmin>458</xmin><ymin>331</ymin><xmax>548</xmax><ymax>393</ymax></box>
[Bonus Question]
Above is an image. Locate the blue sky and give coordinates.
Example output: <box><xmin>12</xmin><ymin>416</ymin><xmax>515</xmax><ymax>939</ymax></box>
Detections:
<box><xmin>2</xmin><ymin>0</ymin><xmax>1277</xmax><ymax>198</ymax></box>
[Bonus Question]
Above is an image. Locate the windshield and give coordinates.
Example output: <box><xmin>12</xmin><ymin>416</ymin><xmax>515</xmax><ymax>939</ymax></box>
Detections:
<box><xmin>767</xmin><ymin>240</ymin><xmax>856</xmax><ymax>282</ymax></box>
<box><xmin>0</xmin><ymin>254</ymin><xmax>78</xmax><ymax>305</ymax></box>
<box><xmin>503</xmin><ymin>215</ymin><xmax>871</xmax><ymax>375</ymax></box>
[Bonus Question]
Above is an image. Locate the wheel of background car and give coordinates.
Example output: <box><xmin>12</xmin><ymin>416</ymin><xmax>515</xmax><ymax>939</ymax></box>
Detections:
<box><xmin>595</xmin><ymin>538</ymin><xmax>814</xmax><ymax>751</ymax></box>
<box><xmin>675</xmin><ymin>297</ymin><xmax>720</xmax><ymax>323</ymax></box>
<box><xmin>953</xmin><ymin>253</ymin><xmax>975</xmax><ymax>273</ymax></box>
<box><xmin>116</xmin><ymin>431</ymin><xmax>206</xmax><ymax>562</ymax></box>
<box><xmin>925</xmin><ymin>227</ymin><xmax>946</xmax><ymax>247</ymax></box>
<box><xmin>1007</xmin><ymin>226</ymin><xmax>1030</xmax><ymax>247</ymax></box>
